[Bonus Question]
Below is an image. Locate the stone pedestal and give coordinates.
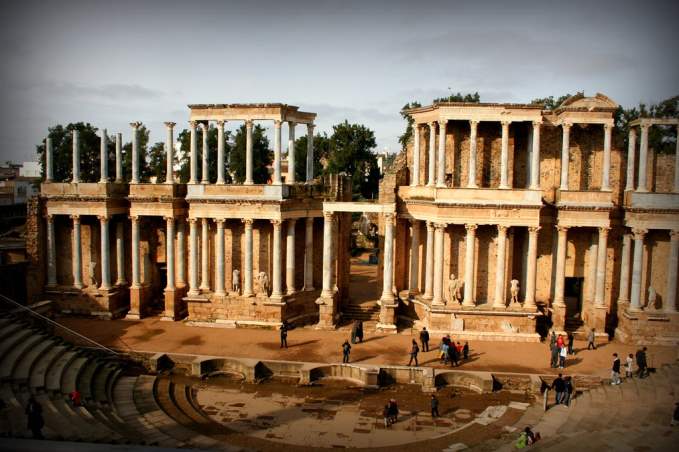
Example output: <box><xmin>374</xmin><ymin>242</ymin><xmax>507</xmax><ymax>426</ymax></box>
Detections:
<box><xmin>127</xmin><ymin>285</ymin><xmax>147</xmax><ymax>319</ymax></box>
<box><xmin>376</xmin><ymin>299</ymin><xmax>398</xmax><ymax>333</ymax></box>
<box><xmin>162</xmin><ymin>286</ymin><xmax>187</xmax><ymax>321</ymax></box>
<box><xmin>551</xmin><ymin>303</ymin><xmax>567</xmax><ymax>331</ymax></box>
<box><xmin>315</xmin><ymin>293</ymin><xmax>337</xmax><ymax>329</ymax></box>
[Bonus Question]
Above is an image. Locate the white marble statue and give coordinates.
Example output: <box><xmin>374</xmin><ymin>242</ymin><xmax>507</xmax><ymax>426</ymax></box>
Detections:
<box><xmin>257</xmin><ymin>271</ymin><xmax>270</xmax><ymax>296</ymax></box>
<box><xmin>510</xmin><ymin>279</ymin><xmax>520</xmax><ymax>305</ymax></box>
<box><xmin>448</xmin><ymin>274</ymin><xmax>462</xmax><ymax>305</ymax></box>
<box><xmin>232</xmin><ymin>269</ymin><xmax>240</xmax><ymax>295</ymax></box>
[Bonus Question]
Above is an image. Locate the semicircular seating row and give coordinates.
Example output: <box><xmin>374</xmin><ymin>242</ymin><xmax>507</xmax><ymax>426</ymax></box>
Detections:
<box><xmin>0</xmin><ymin>313</ymin><xmax>244</xmax><ymax>450</ymax></box>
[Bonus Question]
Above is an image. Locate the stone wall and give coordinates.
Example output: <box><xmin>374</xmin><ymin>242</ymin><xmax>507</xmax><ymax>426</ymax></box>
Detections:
<box><xmin>25</xmin><ymin>196</ymin><xmax>44</xmax><ymax>303</ymax></box>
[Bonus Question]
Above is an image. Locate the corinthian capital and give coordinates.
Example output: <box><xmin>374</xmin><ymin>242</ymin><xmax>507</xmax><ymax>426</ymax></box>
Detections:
<box><xmin>632</xmin><ymin>228</ymin><xmax>647</xmax><ymax>240</ymax></box>
<box><xmin>465</xmin><ymin>224</ymin><xmax>477</xmax><ymax>232</ymax></box>
<box><xmin>164</xmin><ymin>122</ymin><xmax>176</xmax><ymax>129</ymax></box>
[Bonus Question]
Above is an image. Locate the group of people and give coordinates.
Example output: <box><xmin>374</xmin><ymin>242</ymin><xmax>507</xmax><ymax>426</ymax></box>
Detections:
<box><xmin>548</xmin><ymin>330</ymin><xmax>574</xmax><ymax>369</ymax></box>
<box><xmin>438</xmin><ymin>334</ymin><xmax>469</xmax><ymax>367</ymax></box>
<box><xmin>341</xmin><ymin>320</ymin><xmax>366</xmax><ymax>363</ymax></box>
<box><xmin>549</xmin><ymin>373</ymin><xmax>574</xmax><ymax>406</ymax></box>
<box><xmin>611</xmin><ymin>346</ymin><xmax>649</xmax><ymax>385</ymax></box>
<box><xmin>382</xmin><ymin>398</ymin><xmax>399</xmax><ymax>427</ymax></box>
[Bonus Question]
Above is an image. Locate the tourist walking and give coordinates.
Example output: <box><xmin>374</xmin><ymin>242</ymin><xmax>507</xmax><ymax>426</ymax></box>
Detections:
<box><xmin>419</xmin><ymin>327</ymin><xmax>430</xmax><ymax>352</ymax></box>
<box><xmin>388</xmin><ymin>399</ymin><xmax>399</xmax><ymax>424</ymax></box>
<box><xmin>448</xmin><ymin>341</ymin><xmax>459</xmax><ymax>367</ymax></box>
<box><xmin>342</xmin><ymin>339</ymin><xmax>351</xmax><ymax>363</ymax></box>
<box><xmin>356</xmin><ymin>320</ymin><xmax>364</xmax><ymax>343</ymax></box>
<box><xmin>280</xmin><ymin>321</ymin><xmax>288</xmax><ymax>348</ymax></box>
<box><xmin>431</xmin><ymin>394</ymin><xmax>440</xmax><ymax>418</ymax></box>
<box><xmin>351</xmin><ymin>320</ymin><xmax>359</xmax><ymax>344</ymax></box>
<box><xmin>25</xmin><ymin>396</ymin><xmax>44</xmax><ymax>439</ymax></box>
<box><xmin>625</xmin><ymin>353</ymin><xmax>634</xmax><ymax>379</ymax></box>
<box><xmin>636</xmin><ymin>347</ymin><xmax>648</xmax><ymax>378</ymax></box>
<box><xmin>550</xmin><ymin>343</ymin><xmax>559</xmax><ymax>368</ymax></box>
<box><xmin>559</xmin><ymin>345</ymin><xmax>567</xmax><ymax>369</ymax></box>
<box><xmin>587</xmin><ymin>328</ymin><xmax>596</xmax><ymax>350</ymax></box>
<box><xmin>383</xmin><ymin>404</ymin><xmax>391</xmax><ymax>428</ymax></box>
<box><xmin>556</xmin><ymin>334</ymin><xmax>564</xmax><ymax>349</ymax></box>
<box><xmin>440</xmin><ymin>339</ymin><xmax>449</xmax><ymax>364</ymax></box>
<box><xmin>611</xmin><ymin>353</ymin><xmax>622</xmax><ymax>385</ymax></box>
<box><xmin>549</xmin><ymin>330</ymin><xmax>556</xmax><ymax>349</ymax></box>
<box><xmin>551</xmin><ymin>373</ymin><xmax>566</xmax><ymax>405</ymax></box>
<box><xmin>408</xmin><ymin>340</ymin><xmax>419</xmax><ymax>366</ymax></box>
<box><xmin>564</xmin><ymin>376</ymin><xmax>574</xmax><ymax>406</ymax></box>
<box><xmin>463</xmin><ymin>341</ymin><xmax>469</xmax><ymax>360</ymax></box>
<box><xmin>567</xmin><ymin>332</ymin><xmax>575</xmax><ymax>355</ymax></box>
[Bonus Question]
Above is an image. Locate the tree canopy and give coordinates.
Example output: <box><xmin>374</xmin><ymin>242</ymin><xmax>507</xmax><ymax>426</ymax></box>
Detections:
<box><xmin>325</xmin><ymin>121</ymin><xmax>379</xmax><ymax>199</ymax></box>
<box><xmin>433</xmin><ymin>91</ymin><xmax>481</xmax><ymax>103</ymax></box>
<box><xmin>293</xmin><ymin>132</ymin><xmax>331</xmax><ymax>182</ymax></box>
<box><xmin>36</xmin><ymin>122</ymin><xmax>105</xmax><ymax>182</ymax></box>
<box><xmin>615</xmin><ymin>95</ymin><xmax>678</xmax><ymax>154</ymax></box>
<box><xmin>176</xmin><ymin>124</ymin><xmax>229</xmax><ymax>183</ymax></box>
<box><xmin>530</xmin><ymin>94</ymin><xmax>572</xmax><ymax>110</ymax></box>
<box><xmin>229</xmin><ymin>123</ymin><xmax>271</xmax><ymax>184</ymax></box>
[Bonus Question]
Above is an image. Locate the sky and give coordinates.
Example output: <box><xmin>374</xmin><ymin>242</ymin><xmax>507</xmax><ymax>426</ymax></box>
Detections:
<box><xmin>1</xmin><ymin>0</ymin><xmax>678</xmax><ymax>164</ymax></box>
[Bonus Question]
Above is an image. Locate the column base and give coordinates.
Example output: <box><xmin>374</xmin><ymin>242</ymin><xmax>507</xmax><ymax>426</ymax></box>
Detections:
<box><xmin>127</xmin><ymin>285</ymin><xmax>146</xmax><ymax>319</ymax></box>
<box><xmin>315</xmin><ymin>292</ymin><xmax>337</xmax><ymax>329</ymax></box>
<box><xmin>162</xmin><ymin>287</ymin><xmax>187</xmax><ymax>321</ymax></box>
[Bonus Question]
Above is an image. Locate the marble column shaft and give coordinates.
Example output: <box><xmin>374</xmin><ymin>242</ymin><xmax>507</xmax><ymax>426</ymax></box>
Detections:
<box><xmin>423</xmin><ymin>221</ymin><xmax>435</xmax><ymax>300</ymax></box>
<box><xmin>637</xmin><ymin>125</ymin><xmax>649</xmax><ymax>192</ymax></box>
<box><xmin>629</xmin><ymin>229</ymin><xmax>646</xmax><ymax>311</ymax></box>
<box><xmin>271</xmin><ymin>220</ymin><xmax>283</xmax><ymax>298</ymax></box>
<box><xmin>468</xmin><ymin>121</ymin><xmax>478</xmax><ymax>188</ymax></box>
<box><xmin>625</xmin><ymin>128</ymin><xmax>637</xmax><ymax>191</ymax></box>
<box><xmin>216</xmin><ymin>121</ymin><xmax>225</xmax><ymax>184</ymax></box>
<box><xmin>525</xmin><ymin>226</ymin><xmax>539</xmax><ymax>308</ymax></box>
<box><xmin>665</xmin><ymin>231</ymin><xmax>679</xmax><ymax>313</ymax></box>
<box><xmin>46</xmin><ymin>216</ymin><xmax>57</xmax><ymax>286</ymax></box>
<box><xmin>602</xmin><ymin>124</ymin><xmax>612</xmax><ymax>191</ymax></box>
<box><xmin>380</xmin><ymin>214</ymin><xmax>395</xmax><ymax>301</ymax></box>
<box><xmin>409</xmin><ymin>221</ymin><xmax>420</xmax><ymax>293</ymax></box>
<box><xmin>165</xmin><ymin>217</ymin><xmax>175</xmax><ymax>290</ymax></box>
<box><xmin>245</xmin><ymin>120</ymin><xmax>254</xmax><ymax>185</ymax></box>
<box><xmin>71</xmin><ymin>215</ymin><xmax>82</xmax><ymax>288</ymax></box>
<box><xmin>304</xmin><ymin>217</ymin><xmax>314</xmax><ymax>290</ymax></box>
<box><xmin>188</xmin><ymin>219</ymin><xmax>199</xmax><ymax>295</ymax></box>
<box><xmin>286</xmin><ymin>219</ymin><xmax>297</xmax><ymax>294</ymax></box>
<box><xmin>131</xmin><ymin>216</ymin><xmax>140</xmax><ymax>288</ymax></box>
<box><xmin>243</xmin><ymin>219</ymin><xmax>254</xmax><ymax>297</ymax></box>
<box><xmin>200</xmin><ymin>218</ymin><xmax>209</xmax><ymax>291</ymax></box>
<box><xmin>500</xmin><ymin>121</ymin><xmax>510</xmax><ymax>189</ymax></box>
<box><xmin>130</xmin><ymin>122</ymin><xmax>141</xmax><ymax>184</ymax></box>
<box><xmin>72</xmin><ymin>130</ymin><xmax>81</xmax><ymax>183</ymax></box>
<box><xmin>287</xmin><ymin>122</ymin><xmax>296</xmax><ymax>183</ymax></box>
<box><xmin>321</xmin><ymin>213</ymin><xmax>335</xmax><ymax>298</ymax></box>
<box><xmin>594</xmin><ymin>227</ymin><xmax>609</xmax><ymax>307</ymax></box>
<box><xmin>432</xmin><ymin>223</ymin><xmax>446</xmax><ymax>304</ymax></box>
<box><xmin>45</xmin><ymin>137</ymin><xmax>54</xmax><ymax>182</ymax></box>
<box><xmin>560</xmin><ymin>123</ymin><xmax>571</xmax><ymax>191</ymax></box>
<box><xmin>462</xmin><ymin>224</ymin><xmax>477</xmax><ymax>306</ymax></box>
<box><xmin>436</xmin><ymin>121</ymin><xmax>446</xmax><ymax>187</ymax></box>
<box><xmin>411</xmin><ymin>125</ymin><xmax>420</xmax><ymax>186</ymax></box>
<box><xmin>618</xmin><ymin>233</ymin><xmax>632</xmax><ymax>303</ymax></box>
<box><xmin>115</xmin><ymin>220</ymin><xmax>126</xmax><ymax>285</ymax></box>
<box><xmin>554</xmin><ymin>226</ymin><xmax>568</xmax><ymax>306</ymax></box>
<box><xmin>176</xmin><ymin>220</ymin><xmax>185</xmax><ymax>287</ymax></box>
<box><xmin>99</xmin><ymin>216</ymin><xmax>111</xmax><ymax>290</ymax></box>
<box><xmin>189</xmin><ymin>121</ymin><xmax>198</xmax><ymax>184</ymax></box>
<box><xmin>99</xmin><ymin>129</ymin><xmax>108</xmax><ymax>183</ymax></box>
<box><xmin>165</xmin><ymin>122</ymin><xmax>175</xmax><ymax>184</ymax></box>
<box><xmin>530</xmin><ymin>122</ymin><xmax>541</xmax><ymax>189</ymax></box>
<box><xmin>115</xmin><ymin>133</ymin><xmax>123</xmax><ymax>183</ymax></box>
<box><xmin>214</xmin><ymin>220</ymin><xmax>225</xmax><ymax>295</ymax></box>
<box><xmin>493</xmin><ymin>225</ymin><xmax>508</xmax><ymax>308</ymax></box>
<box><xmin>306</xmin><ymin>124</ymin><xmax>314</xmax><ymax>182</ymax></box>
<box><xmin>427</xmin><ymin>123</ymin><xmax>436</xmax><ymax>186</ymax></box>
<box><xmin>273</xmin><ymin>121</ymin><xmax>282</xmax><ymax>184</ymax></box>
<box><xmin>200</xmin><ymin>123</ymin><xmax>209</xmax><ymax>184</ymax></box>
<box><xmin>586</xmin><ymin>236</ymin><xmax>598</xmax><ymax>303</ymax></box>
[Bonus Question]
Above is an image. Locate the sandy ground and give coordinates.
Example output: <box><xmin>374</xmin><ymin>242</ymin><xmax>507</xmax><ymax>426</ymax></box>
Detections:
<box><xmin>57</xmin><ymin>315</ymin><xmax>677</xmax><ymax>378</ymax></box>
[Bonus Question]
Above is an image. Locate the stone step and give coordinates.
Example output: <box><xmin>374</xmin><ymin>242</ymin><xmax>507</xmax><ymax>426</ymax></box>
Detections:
<box><xmin>92</xmin><ymin>363</ymin><xmax>118</xmax><ymax>404</ymax></box>
<box><xmin>76</xmin><ymin>358</ymin><xmax>104</xmax><ymax>402</ymax></box>
<box><xmin>172</xmin><ymin>382</ymin><xmax>214</xmax><ymax>427</ymax></box>
<box><xmin>0</xmin><ymin>328</ymin><xmax>34</xmax><ymax>357</ymax></box>
<box><xmin>51</xmin><ymin>396</ymin><xmax>121</xmax><ymax>442</ymax></box>
<box><xmin>30</xmin><ymin>344</ymin><xmax>68</xmax><ymax>390</ymax></box>
<box><xmin>13</xmin><ymin>338</ymin><xmax>55</xmax><ymax>383</ymax></box>
<box><xmin>60</xmin><ymin>355</ymin><xmax>89</xmax><ymax>395</ymax></box>
<box><xmin>45</xmin><ymin>350</ymin><xmax>80</xmax><ymax>392</ymax></box>
<box><xmin>0</xmin><ymin>333</ymin><xmax>47</xmax><ymax>380</ymax></box>
<box><xmin>0</xmin><ymin>322</ymin><xmax>24</xmax><ymax>342</ymax></box>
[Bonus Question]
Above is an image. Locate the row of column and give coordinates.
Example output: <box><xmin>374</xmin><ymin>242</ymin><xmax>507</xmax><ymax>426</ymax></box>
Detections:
<box><xmin>625</xmin><ymin>124</ymin><xmax>679</xmax><ymax>193</ymax></box>
<box><xmin>407</xmin><ymin>221</ymin><xmax>539</xmax><ymax>308</ymax></box>
<box><xmin>46</xmin><ymin>215</ymin><xmax>127</xmax><ymax>291</ymax></box>
<box><xmin>411</xmin><ymin>120</ymin><xmax>542</xmax><ymax>190</ymax></box>
<box><xmin>559</xmin><ymin>122</ymin><xmax>612</xmax><ymax>191</ymax></box>
<box><xmin>618</xmin><ymin>229</ymin><xmax>678</xmax><ymax>313</ymax></box>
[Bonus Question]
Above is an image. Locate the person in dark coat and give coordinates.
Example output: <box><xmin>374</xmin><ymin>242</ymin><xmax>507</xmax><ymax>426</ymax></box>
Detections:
<box><xmin>567</xmin><ymin>332</ymin><xmax>575</xmax><ymax>355</ymax></box>
<box><xmin>408</xmin><ymin>340</ymin><xmax>419</xmax><ymax>366</ymax></box>
<box><xmin>463</xmin><ymin>342</ymin><xmax>469</xmax><ymax>360</ymax></box>
<box><xmin>280</xmin><ymin>321</ymin><xmax>288</xmax><ymax>348</ymax></box>
<box><xmin>551</xmin><ymin>373</ymin><xmax>566</xmax><ymax>405</ymax></box>
<box><xmin>419</xmin><ymin>327</ymin><xmax>430</xmax><ymax>352</ymax></box>
<box><xmin>563</xmin><ymin>376</ymin><xmax>574</xmax><ymax>406</ymax></box>
<box><xmin>356</xmin><ymin>321</ymin><xmax>364</xmax><ymax>343</ymax></box>
<box><xmin>388</xmin><ymin>399</ymin><xmax>399</xmax><ymax>424</ymax></box>
<box><xmin>25</xmin><ymin>397</ymin><xmax>44</xmax><ymax>439</ymax></box>
<box><xmin>550</xmin><ymin>343</ymin><xmax>559</xmax><ymax>368</ymax></box>
<box><xmin>342</xmin><ymin>339</ymin><xmax>351</xmax><ymax>363</ymax></box>
<box><xmin>431</xmin><ymin>394</ymin><xmax>440</xmax><ymax>418</ymax></box>
<box><xmin>351</xmin><ymin>320</ymin><xmax>358</xmax><ymax>344</ymax></box>
<box><xmin>636</xmin><ymin>347</ymin><xmax>648</xmax><ymax>378</ymax></box>
<box><xmin>448</xmin><ymin>341</ymin><xmax>459</xmax><ymax>367</ymax></box>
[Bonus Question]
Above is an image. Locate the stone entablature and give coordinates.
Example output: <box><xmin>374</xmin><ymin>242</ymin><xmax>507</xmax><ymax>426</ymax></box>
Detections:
<box><xmin>399</xmin><ymin>186</ymin><xmax>542</xmax><ymax>207</ymax></box>
<box><xmin>404</xmin><ymin>102</ymin><xmax>543</xmax><ymax>124</ymax></box>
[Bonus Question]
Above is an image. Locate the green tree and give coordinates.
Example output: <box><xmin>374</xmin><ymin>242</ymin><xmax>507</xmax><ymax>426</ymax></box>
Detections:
<box><xmin>293</xmin><ymin>132</ymin><xmax>331</xmax><ymax>181</ymax></box>
<box><xmin>146</xmin><ymin>141</ymin><xmax>166</xmax><ymax>182</ymax></box>
<box><xmin>615</xmin><ymin>95</ymin><xmax>678</xmax><ymax>154</ymax></box>
<box><xmin>530</xmin><ymin>94</ymin><xmax>572</xmax><ymax>110</ymax></box>
<box><xmin>433</xmin><ymin>91</ymin><xmax>481</xmax><ymax>103</ymax></box>
<box><xmin>326</xmin><ymin>121</ymin><xmax>379</xmax><ymax>199</ymax></box>
<box><xmin>36</xmin><ymin>122</ymin><xmax>102</xmax><ymax>182</ymax></box>
<box><xmin>176</xmin><ymin>124</ymin><xmax>230</xmax><ymax>183</ymax></box>
<box><xmin>229</xmin><ymin>124</ymin><xmax>271</xmax><ymax>184</ymax></box>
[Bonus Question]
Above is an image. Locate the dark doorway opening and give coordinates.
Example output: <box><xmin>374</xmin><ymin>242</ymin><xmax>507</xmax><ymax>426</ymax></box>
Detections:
<box><xmin>564</xmin><ymin>277</ymin><xmax>584</xmax><ymax>330</ymax></box>
<box><xmin>148</xmin><ymin>263</ymin><xmax>167</xmax><ymax>316</ymax></box>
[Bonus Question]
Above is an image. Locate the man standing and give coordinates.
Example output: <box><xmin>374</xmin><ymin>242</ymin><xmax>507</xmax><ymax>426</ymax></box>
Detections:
<box><xmin>550</xmin><ymin>343</ymin><xmax>559</xmax><ymax>368</ymax></box>
<box><xmin>559</xmin><ymin>345</ymin><xmax>567</xmax><ymax>369</ymax></box>
<box><xmin>419</xmin><ymin>327</ymin><xmax>430</xmax><ymax>352</ymax></box>
<box><xmin>431</xmin><ymin>394</ymin><xmax>440</xmax><ymax>418</ymax></box>
<box><xmin>611</xmin><ymin>353</ymin><xmax>622</xmax><ymax>385</ymax></box>
<box><xmin>408</xmin><ymin>339</ymin><xmax>420</xmax><ymax>366</ymax></box>
<box><xmin>280</xmin><ymin>321</ymin><xmax>288</xmax><ymax>348</ymax></box>
<box><xmin>342</xmin><ymin>339</ymin><xmax>351</xmax><ymax>363</ymax></box>
<box><xmin>567</xmin><ymin>332</ymin><xmax>575</xmax><ymax>355</ymax></box>
<box><xmin>551</xmin><ymin>373</ymin><xmax>566</xmax><ymax>405</ymax></box>
<box><xmin>636</xmin><ymin>346</ymin><xmax>648</xmax><ymax>378</ymax></box>
<box><xmin>587</xmin><ymin>328</ymin><xmax>596</xmax><ymax>350</ymax></box>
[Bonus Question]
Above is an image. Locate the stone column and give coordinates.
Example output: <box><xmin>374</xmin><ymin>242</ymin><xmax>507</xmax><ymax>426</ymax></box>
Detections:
<box><xmin>214</xmin><ymin>219</ymin><xmax>225</xmax><ymax>296</ymax></box>
<box><xmin>200</xmin><ymin>123</ymin><xmax>209</xmax><ymax>184</ymax></box>
<box><xmin>273</xmin><ymin>120</ymin><xmax>282</xmax><ymax>184</ymax></box>
<box><xmin>306</xmin><ymin>123</ymin><xmax>315</xmax><ymax>182</ymax></box>
<box><xmin>287</xmin><ymin>122</ymin><xmax>296</xmax><ymax>183</ymax></box>
<box><xmin>130</xmin><ymin>122</ymin><xmax>141</xmax><ymax>184</ymax></box>
<box><xmin>594</xmin><ymin>227</ymin><xmax>609</xmax><ymax>307</ymax></box>
<box><xmin>665</xmin><ymin>230</ymin><xmax>679</xmax><ymax>313</ymax></box>
<box><xmin>71</xmin><ymin>215</ymin><xmax>82</xmax><ymax>288</ymax></box>
<box><xmin>500</xmin><ymin>121</ymin><xmax>510</xmax><ymax>189</ymax></box>
<box><xmin>408</xmin><ymin>220</ymin><xmax>420</xmax><ymax>294</ymax></box>
<box><xmin>165</xmin><ymin>122</ymin><xmax>175</xmax><ymax>184</ymax></box>
<box><xmin>437</xmin><ymin>120</ymin><xmax>447</xmax><ymax>187</ymax></box>
<box><xmin>602</xmin><ymin>124</ymin><xmax>612</xmax><ymax>191</ymax></box>
<box><xmin>242</xmin><ymin>219</ymin><xmax>254</xmax><ymax>297</ymax></box>
<box><xmin>423</xmin><ymin>221</ymin><xmax>435</xmax><ymax>300</ymax></box>
<box><xmin>45</xmin><ymin>137</ymin><xmax>54</xmax><ymax>182</ymax></box>
<box><xmin>286</xmin><ymin>219</ymin><xmax>297</xmax><ymax>295</ymax></box>
<box><xmin>462</xmin><ymin>224</ymin><xmax>477</xmax><ymax>307</ymax></box>
<box><xmin>115</xmin><ymin>133</ymin><xmax>123</xmax><ymax>183</ymax></box>
<box><xmin>216</xmin><ymin>120</ymin><xmax>225</xmax><ymax>184</ymax></box>
<box><xmin>629</xmin><ymin>228</ymin><xmax>647</xmax><ymax>311</ymax></box>
<box><xmin>637</xmin><ymin>124</ymin><xmax>649</xmax><ymax>192</ymax></box>
<box><xmin>553</xmin><ymin>226</ymin><xmax>569</xmax><ymax>307</ymax></box>
<box><xmin>625</xmin><ymin>127</ymin><xmax>637</xmax><ymax>191</ymax></box>
<box><xmin>188</xmin><ymin>218</ymin><xmax>199</xmax><ymax>296</ymax></box>
<box><xmin>427</xmin><ymin>122</ymin><xmax>436</xmax><ymax>187</ymax></box>
<box><xmin>99</xmin><ymin>129</ymin><xmax>108</xmax><ymax>183</ymax></box>
<box><xmin>176</xmin><ymin>220</ymin><xmax>185</xmax><ymax>288</ymax></box>
<box><xmin>493</xmin><ymin>225</ymin><xmax>508</xmax><ymax>308</ymax></box>
<box><xmin>271</xmin><ymin>220</ymin><xmax>283</xmax><ymax>298</ymax></box>
<box><xmin>46</xmin><ymin>215</ymin><xmax>57</xmax><ymax>287</ymax></box>
<box><xmin>165</xmin><ymin>217</ymin><xmax>175</xmax><ymax>291</ymax></box>
<box><xmin>525</xmin><ymin>226</ymin><xmax>539</xmax><ymax>308</ymax></box>
<box><xmin>618</xmin><ymin>233</ymin><xmax>632</xmax><ymax>304</ymax></box>
<box><xmin>584</xmin><ymin>235</ymin><xmax>598</xmax><ymax>305</ymax></box>
<box><xmin>411</xmin><ymin>124</ymin><xmax>420</xmax><ymax>186</ymax></box>
<box><xmin>189</xmin><ymin>121</ymin><xmax>198</xmax><ymax>184</ymax></box>
<box><xmin>131</xmin><ymin>216</ymin><xmax>140</xmax><ymax>288</ymax></box>
<box><xmin>468</xmin><ymin>120</ymin><xmax>478</xmax><ymax>188</ymax></box>
<box><xmin>72</xmin><ymin>130</ymin><xmax>81</xmax><ymax>183</ymax></box>
<box><xmin>432</xmin><ymin>222</ymin><xmax>446</xmax><ymax>305</ymax></box>
<box><xmin>560</xmin><ymin>123</ymin><xmax>571</xmax><ymax>191</ymax></box>
<box><xmin>99</xmin><ymin>216</ymin><xmax>111</xmax><ymax>291</ymax></box>
<box><xmin>321</xmin><ymin>212</ymin><xmax>335</xmax><ymax>298</ymax></box>
<box><xmin>530</xmin><ymin>121</ymin><xmax>541</xmax><ymax>189</ymax></box>
<box><xmin>380</xmin><ymin>213</ymin><xmax>395</xmax><ymax>302</ymax></box>
<box><xmin>675</xmin><ymin>125</ymin><xmax>679</xmax><ymax>193</ymax></box>
<box><xmin>115</xmin><ymin>220</ymin><xmax>126</xmax><ymax>285</ymax></box>
<box><xmin>200</xmin><ymin>218</ymin><xmax>209</xmax><ymax>291</ymax></box>
<box><xmin>245</xmin><ymin>120</ymin><xmax>254</xmax><ymax>185</ymax></box>
<box><xmin>304</xmin><ymin>217</ymin><xmax>314</xmax><ymax>290</ymax></box>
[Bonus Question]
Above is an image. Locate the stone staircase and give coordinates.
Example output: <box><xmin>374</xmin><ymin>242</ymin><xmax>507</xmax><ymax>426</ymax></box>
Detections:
<box><xmin>342</xmin><ymin>302</ymin><xmax>381</xmax><ymax>321</ymax></box>
<box><xmin>0</xmin><ymin>311</ymin><xmax>245</xmax><ymax>450</ymax></box>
